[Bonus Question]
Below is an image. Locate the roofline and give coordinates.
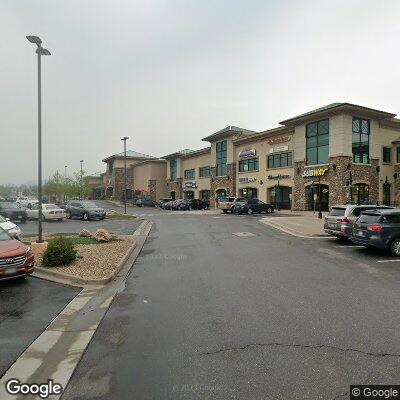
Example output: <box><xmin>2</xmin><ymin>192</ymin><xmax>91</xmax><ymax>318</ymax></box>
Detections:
<box><xmin>280</xmin><ymin>103</ymin><xmax>396</xmax><ymax>125</ymax></box>
<box><xmin>102</xmin><ymin>153</ymin><xmax>156</xmax><ymax>162</ymax></box>
<box><xmin>129</xmin><ymin>159</ymin><xmax>167</xmax><ymax>167</ymax></box>
<box><xmin>233</xmin><ymin>126</ymin><xmax>293</xmax><ymax>145</ymax></box>
<box><xmin>181</xmin><ymin>147</ymin><xmax>211</xmax><ymax>158</ymax></box>
<box><xmin>201</xmin><ymin>126</ymin><xmax>256</xmax><ymax>142</ymax></box>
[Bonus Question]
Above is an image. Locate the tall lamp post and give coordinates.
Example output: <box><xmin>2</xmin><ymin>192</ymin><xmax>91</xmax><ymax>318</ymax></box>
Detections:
<box><xmin>26</xmin><ymin>35</ymin><xmax>51</xmax><ymax>243</ymax></box>
<box><xmin>121</xmin><ymin>137</ymin><xmax>129</xmax><ymax>214</ymax></box>
<box><xmin>80</xmin><ymin>160</ymin><xmax>84</xmax><ymax>200</ymax></box>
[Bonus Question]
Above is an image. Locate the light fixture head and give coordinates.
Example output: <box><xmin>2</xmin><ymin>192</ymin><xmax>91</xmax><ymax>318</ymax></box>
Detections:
<box><xmin>26</xmin><ymin>35</ymin><xmax>42</xmax><ymax>45</ymax></box>
<box><xmin>38</xmin><ymin>48</ymin><xmax>51</xmax><ymax>56</ymax></box>
<box><xmin>121</xmin><ymin>136</ymin><xmax>129</xmax><ymax>141</ymax></box>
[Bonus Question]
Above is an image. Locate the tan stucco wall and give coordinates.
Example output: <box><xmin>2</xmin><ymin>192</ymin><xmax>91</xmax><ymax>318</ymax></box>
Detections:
<box><xmin>181</xmin><ymin>152</ymin><xmax>211</xmax><ymax>198</ymax></box>
<box><xmin>235</xmin><ymin>133</ymin><xmax>294</xmax><ymax>202</ymax></box>
<box><xmin>133</xmin><ymin>162</ymin><xmax>167</xmax><ymax>200</ymax></box>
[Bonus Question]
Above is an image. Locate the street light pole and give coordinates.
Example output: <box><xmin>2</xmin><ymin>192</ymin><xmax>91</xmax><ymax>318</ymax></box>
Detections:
<box><xmin>80</xmin><ymin>160</ymin><xmax>84</xmax><ymax>200</ymax></box>
<box><xmin>26</xmin><ymin>35</ymin><xmax>51</xmax><ymax>244</ymax></box>
<box><xmin>318</xmin><ymin>175</ymin><xmax>322</xmax><ymax>219</ymax></box>
<box><xmin>121</xmin><ymin>137</ymin><xmax>129</xmax><ymax>214</ymax></box>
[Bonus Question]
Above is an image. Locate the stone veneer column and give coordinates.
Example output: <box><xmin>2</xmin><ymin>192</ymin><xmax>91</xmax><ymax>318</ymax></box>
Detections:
<box><xmin>166</xmin><ymin>178</ymin><xmax>183</xmax><ymax>199</ymax></box>
<box><xmin>293</xmin><ymin>161</ymin><xmax>306</xmax><ymax>211</ymax></box>
<box><xmin>210</xmin><ymin>162</ymin><xmax>236</xmax><ymax>206</ymax></box>
<box><xmin>148</xmin><ymin>179</ymin><xmax>157</xmax><ymax>201</ymax></box>
<box><xmin>394</xmin><ymin>165</ymin><xmax>400</xmax><ymax>204</ymax></box>
<box><xmin>328</xmin><ymin>156</ymin><xmax>352</xmax><ymax>206</ymax></box>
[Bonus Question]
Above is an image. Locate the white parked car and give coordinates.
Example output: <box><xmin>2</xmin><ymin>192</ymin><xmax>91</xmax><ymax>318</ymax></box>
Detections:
<box><xmin>0</xmin><ymin>215</ymin><xmax>21</xmax><ymax>238</ymax></box>
<box><xmin>17</xmin><ymin>196</ymin><xmax>39</xmax><ymax>208</ymax></box>
<box><xmin>26</xmin><ymin>203</ymin><xmax>66</xmax><ymax>221</ymax></box>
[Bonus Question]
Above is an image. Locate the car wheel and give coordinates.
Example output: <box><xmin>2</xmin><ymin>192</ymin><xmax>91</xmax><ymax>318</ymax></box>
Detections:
<box><xmin>266</xmin><ymin>207</ymin><xmax>273</xmax><ymax>214</ymax></box>
<box><xmin>58</xmin><ymin>218</ymin><xmax>63</xmax><ymax>222</ymax></box>
<box><xmin>222</xmin><ymin>210</ymin><xmax>228</xmax><ymax>214</ymax></box>
<box><xmin>247</xmin><ymin>208</ymin><xmax>253</xmax><ymax>215</ymax></box>
<box><xmin>82</xmin><ymin>212</ymin><xmax>89</xmax><ymax>221</ymax></box>
<box><xmin>230</xmin><ymin>206</ymin><xmax>235</xmax><ymax>213</ymax></box>
<box><xmin>390</xmin><ymin>238</ymin><xmax>400</xmax><ymax>256</ymax></box>
<box><xmin>66</xmin><ymin>211</ymin><xmax>72</xmax><ymax>219</ymax></box>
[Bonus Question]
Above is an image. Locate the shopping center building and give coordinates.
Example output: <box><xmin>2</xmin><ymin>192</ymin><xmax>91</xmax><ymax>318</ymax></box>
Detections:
<box><xmin>100</xmin><ymin>102</ymin><xmax>400</xmax><ymax>210</ymax></box>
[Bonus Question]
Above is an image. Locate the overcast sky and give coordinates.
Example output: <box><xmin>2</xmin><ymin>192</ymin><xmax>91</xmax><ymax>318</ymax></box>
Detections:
<box><xmin>1</xmin><ymin>0</ymin><xmax>400</xmax><ymax>184</ymax></box>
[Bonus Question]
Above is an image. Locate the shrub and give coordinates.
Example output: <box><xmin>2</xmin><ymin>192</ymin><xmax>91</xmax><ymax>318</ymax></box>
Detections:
<box><xmin>42</xmin><ymin>236</ymin><xmax>77</xmax><ymax>267</ymax></box>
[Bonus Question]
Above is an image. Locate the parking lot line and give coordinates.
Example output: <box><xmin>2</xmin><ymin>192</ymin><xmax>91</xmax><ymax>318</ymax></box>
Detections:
<box><xmin>377</xmin><ymin>259</ymin><xmax>400</xmax><ymax>263</ymax></box>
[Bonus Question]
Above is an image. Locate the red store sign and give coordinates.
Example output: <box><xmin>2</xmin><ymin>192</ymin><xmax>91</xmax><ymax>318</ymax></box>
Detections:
<box><xmin>267</xmin><ymin>136</ymin><xmax>291</xmax><ymax>145</ymax></box>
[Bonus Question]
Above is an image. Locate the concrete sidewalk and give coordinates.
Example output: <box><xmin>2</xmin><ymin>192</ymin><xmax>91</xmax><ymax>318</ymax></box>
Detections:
<box><xmin>260</xmin><ymin>213</ymin><xmax>329</xmax><ymax>237</ymax></box>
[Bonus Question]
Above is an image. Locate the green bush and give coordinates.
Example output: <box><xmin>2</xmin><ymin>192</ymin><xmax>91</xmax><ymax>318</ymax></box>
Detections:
<box><xmin>42</xmin><ymin>236</ymin><xmax>77</xmax><ymax>267</ymax></box>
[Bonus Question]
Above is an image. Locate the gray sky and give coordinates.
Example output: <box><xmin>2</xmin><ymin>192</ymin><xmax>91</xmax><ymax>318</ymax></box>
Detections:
<box><xmin>1</xmin><ymin>0</ymin><xmax>400</xmax><ymax>184</ymax></box>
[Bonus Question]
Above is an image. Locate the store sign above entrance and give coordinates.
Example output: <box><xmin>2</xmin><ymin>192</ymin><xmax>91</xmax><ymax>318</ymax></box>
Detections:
<box><xmin>302</xmin><ymin>167</ymin><xmax>328</xmax><ymax>178</ymax></box>
<box><xmin>239</xmin><ymin>177</ymin><xmax>257</xmax><ymax>183</ymax></box>
<box><xmin>269</xmin><ymin>145</ymin><xmax>289</xmax><ymax>154</ymax></box>
<box><xmin>267</xmin><ymin>136</ymin><xmax>291</xmax><ymax>145</ymax></box>
<box><xmin>184</xmin><ymin>181</ymin><xmax>197</xmax><ymax>188</ymax></box>
<box><xmin>239</xmin><ymin>148</ymin><xmax>256</xmax><ymax>158</ymax></box>
<box><xmin>267</xmin><ymin>174</ymin><xmax>291</xmax><ymax>180</ymax></box>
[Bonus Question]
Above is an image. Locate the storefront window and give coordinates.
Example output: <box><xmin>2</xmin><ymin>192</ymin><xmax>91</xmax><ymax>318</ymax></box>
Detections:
<box><xmin>199</xmin><ymin>166</ymin><xmax>210</xmax><ymax>178</ymax></box>
<box><xmin>184</xmin><ymin>169</ymin><xmax>195</xmax><ymax>179</ymax></box>
<box><xmin>352</xmin><ymin>117</ymin><xmax>370</xmax><ymax>164</ymax></box>
<box><xmin>216</xmin><ymin>140</ymin><xmax>227</xmax><ymax>176</ymax></box>
<box><xmin>200</xmin><ymin>190</ymin><xmax>210</xmax><ymax>200</ymax></box>
<box><xmin>240</xmin><ymin>188</ymin><xmax>258</xmax><ymax>199</ymax></box>
<box><xmin>351</xmin><ymin>183</ymin><xmax>370</xmax><ymax>204</ymax></box>
<box><xmin>216</xmin><ymin>188</ymin><xmax>227</xmax><ymax>198</ymax></box>
<box><xmin>306</xmin><ymin>119</ymin><xmax>329</xmax><ymax>165</ymax></box>
<box><xmin>185</xmin><ymin>191</ymin><xmax>195</xmax><ymax>199</ymax></box>
<box><xmin>239</xmin><ymin>158</ymin><xmax>259</xmax><ymax>172</ymax></box>
<box><xmin>267</xmin><ymin>152</ymin><xmax>292</xmax><ymax>168</ymax></box>
<box><xmin>383</xmin><ymin>182</ymin><xmax>391</xmax><ymax>206</ymax></box>
<box><xmin>268</xmin><ymin>186</ymin><xmax>292</xmax><ymax>209</ymax></box>
<box><xmin>397</xmin><ymin>147</ymin><xmax>400</xmax><ymax>163</ymax></box>
<box><xmin>170</xmin><ymin>159</ymin><xmax>177</xmax><ymax>180</ymax></box>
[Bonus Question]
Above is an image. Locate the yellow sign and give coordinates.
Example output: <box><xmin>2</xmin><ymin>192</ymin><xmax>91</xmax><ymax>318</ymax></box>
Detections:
<box><xmin>302</xmin><ymin>167</ymin><xmax>328</xmax><ymax>178</ymax></box>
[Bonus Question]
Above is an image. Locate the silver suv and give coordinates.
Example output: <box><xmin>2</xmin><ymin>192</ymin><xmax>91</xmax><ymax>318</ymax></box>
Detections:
<box><xmin>324</xmin><ymin>204</ymin><xmax>393</xmax><ymax>239</ymax></box>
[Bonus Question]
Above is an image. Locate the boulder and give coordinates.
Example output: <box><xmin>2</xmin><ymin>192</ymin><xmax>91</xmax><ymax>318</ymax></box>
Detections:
<box><xmin>106</xmin><ymin>209</ymin><xmax>118</xmax><ymax>216</ymax></box>
<box><xmin>79</xmin><ymin>229</ymin><xmax>92</xmax><ymax>238</ymax></box>
<box><xmin>94</xmin><ymin>228</ymin><xmax>113</xmax><ymax>242</ymax></box>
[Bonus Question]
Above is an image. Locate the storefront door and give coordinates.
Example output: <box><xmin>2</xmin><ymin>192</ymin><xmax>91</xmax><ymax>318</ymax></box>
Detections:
<box><xmin>383</xmin><ymin>182</ymin><xmax>391</xmax><ymax>206</ymax></box>
<box><xmin>351</xmin><ymin>183</ymin><xmax>370</xmax><ymax>204</ymax></box>
<box><xmin>306</xmin><ymin>184</ymin><xmax>329</xmax><ymax>211</ymax></box>
<box><xmin>185</xmin><ymin>191</ymin><xmax>195</xmax><ymax>199</ymax></box>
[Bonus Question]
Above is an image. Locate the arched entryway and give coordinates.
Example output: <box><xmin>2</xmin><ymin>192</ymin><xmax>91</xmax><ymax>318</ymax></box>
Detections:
<box><xmin>268</xmin><ymin>186</ymin><xmax>292</xmax><ymax>210</ymax></box>
<box><xmin>184</xmin><ymin>190</ymin><xmax>195</xmax><ymax>200</ymax></box>
<box><xmin>215</xmin><ymin>188</ymin><xmax>227</xmax><ymax>199</ymax></box>
<box><xmin>239</xmin><ymin>187</ymin><xmax>258</xmax><ymax>199</ymax></box>
<box><xmin>170</xmin><ymin>191</ymin><xmax>176</xmax><ymax>200</ymax></box>
<box><xmin>351</xmin><ymin>183</ymin><xmax>370</xmax><ymax>204</ymax></box>
<box><xmin>199</xmin><ymin>190</ymin><xmax>210</xmax><ymax>200</ymax></box>
<box><xmin>106</xmin><ymin>186</ymin><xmax>114</xmax><ymax>199</ymax></box>
<box><xmin>305</xmin><ymin>184</ymin><xmax>329</xmax><ymax>211</ymax></box>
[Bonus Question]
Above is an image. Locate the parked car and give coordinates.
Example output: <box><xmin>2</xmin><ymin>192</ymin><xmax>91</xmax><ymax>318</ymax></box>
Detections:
<box><xmin>16</xmin><ymin>196</ymin><xmax>39</xmax><ymax>209</ymax></box>
<box><xmin>65</xmin><ymin>201</ymin><xmax>106</xmax><ymax>220</ymax></box>
<box><xmin>0</xmin><ymin>202</ymin><xmax>27</xmax><ymax>223</ymax></box>
<box><xmin>162</xmin><ymin>200</ymin><xmax>179</xmax><ymax>210</ymax></box>
<box><xmin>351</xmin><ymin>209</ymin><xmax>400</xmax><ymax>256</ymax></box>
<box><xmin>136</xmin><ymin>198</ymin><xmax>157</xmax><ymax>207</ymax></box>
<box><xmin>218</xmin><ymin>197</ymin><xmax>246</xmax><ymax>213</ymax></box>
<box><xmin>26</xmin><ymin>203</ymin><xmax>67</xmax><ymax>221</ymax></box>
<box><xmin>169</xmin><ymin>199</ymin><xmax>184</xmax><ymax>210</ymax></box>
<box><xmin>0</xmin><ymin>215</ymin><xmax>21</xmax><ymax>239</ymax></box>
<box><xmin>0</xmin><ymin>227</ymin><xmax>34</xmax><ymax>281</ymax></box>
<box><xmin>156</xmin><ymin>198</ymin><xmax>173</xmax><ymax>208</ymax></box>
<box><xmin>324</xmin><ymin>204</ymin><xmax>393</xmax><ymax>239</ymax></box>
<box><xmin>178</xmin><ymin>199</ymin><xmax>209</xmax><ymax>210</ymax></box>
<box><xmin>234</xmin><ymin>199</ymin><xmax>274</xmax><ymax>215</ymax></box>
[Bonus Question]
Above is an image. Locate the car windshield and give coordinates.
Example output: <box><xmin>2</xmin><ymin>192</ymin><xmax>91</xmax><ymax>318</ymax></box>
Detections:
<box><xmin>0</xmin><ymin>227</ymin><xmax>11</xmax><ymax>241</ymax></box>
<box><xmin>329</xmin><ymin>207</ymin><xmax>346</xmax><ymax>217</ymax></box>
<box><xmin>1</xmin><ymin>202</ymin><xmax>20</xmax><ymax>209</ymax></box>
<box><xmin>81</xmin><ymin>202</ymin><xmax>98</xmax><ymax>208</ymax></box>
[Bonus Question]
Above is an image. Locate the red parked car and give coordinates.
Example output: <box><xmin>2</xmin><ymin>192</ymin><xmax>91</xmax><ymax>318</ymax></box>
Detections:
<box><xmin>0</xmin><ymin>227</ymin><xmax>34</xmax><ymax>282</ymax></box>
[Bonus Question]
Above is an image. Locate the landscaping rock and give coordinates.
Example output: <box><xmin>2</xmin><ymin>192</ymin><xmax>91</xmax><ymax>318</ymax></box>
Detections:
<box><xmin>79</xmin><ymin>229</ymin><xmax>92</xmax><ymax>238</ymax></box>
<box><xmin>94</xmin><ymin>228</ymin><xmax>113</xmax><ymax>242</ymax></box>
<box><xmin>106</xmin><ymin>210</ymin><xmax>118</xmax><ymax>216</ymax></box>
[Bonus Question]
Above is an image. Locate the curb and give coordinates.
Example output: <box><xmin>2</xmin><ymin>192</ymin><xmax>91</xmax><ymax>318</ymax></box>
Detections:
<box><xmin>259</xmin><ymin>218</ymin><xmax>330</xmax><ymax>238</ymax></box>
<box><xmin>32</xmin><ymin>238</ymin><xmax>137</xmax><ymax>287</ymax></box>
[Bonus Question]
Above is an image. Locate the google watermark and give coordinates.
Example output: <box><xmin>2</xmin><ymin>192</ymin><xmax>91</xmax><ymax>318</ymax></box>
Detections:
<box><xmin>5</xmin><ymin>379</ymin><xmax>63</xmax><ymax>399</ymax></box>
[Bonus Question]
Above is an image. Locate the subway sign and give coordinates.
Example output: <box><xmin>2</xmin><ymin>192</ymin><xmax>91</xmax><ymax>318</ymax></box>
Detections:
<box><xmin>302</xmin><ymin>167</ymin><xmax>328</xmax><ymax>178</ymax></box>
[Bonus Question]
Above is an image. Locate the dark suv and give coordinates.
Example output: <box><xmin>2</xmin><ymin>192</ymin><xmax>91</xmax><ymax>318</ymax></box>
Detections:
<box><xmin>178</xmin><ymin>199</ymin><xmax>209</xmax><ymax>210</ymax></box>
<box><xmin>0</xmin><ymin>202</ymin><xmax>27</xmax><ymax>223</ymax></box>
<box><xmin>234</xmin><ymin>199</ymin><xmax>274</xmax><ymax>215</ymax></box>
<box><xmin>65</xmin><ymin>201</ymin><xmax>106</xmax><ymax>220</ymax></box>
<box><xmin>351</xmin><ymin>209</ymin><xmax>400</xmax><ymax>256</ymax></box>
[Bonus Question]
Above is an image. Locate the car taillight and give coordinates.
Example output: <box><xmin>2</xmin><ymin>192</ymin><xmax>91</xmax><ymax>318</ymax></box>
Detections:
<box><xmin>336</xmin><ymin>217</ymin><xmax>350</xmax><ymax>223</ymax></box>
<box><xmin>367</xmin><ymin>225</ymin><xmax>382</xmax><ymax>232</ymax></box>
